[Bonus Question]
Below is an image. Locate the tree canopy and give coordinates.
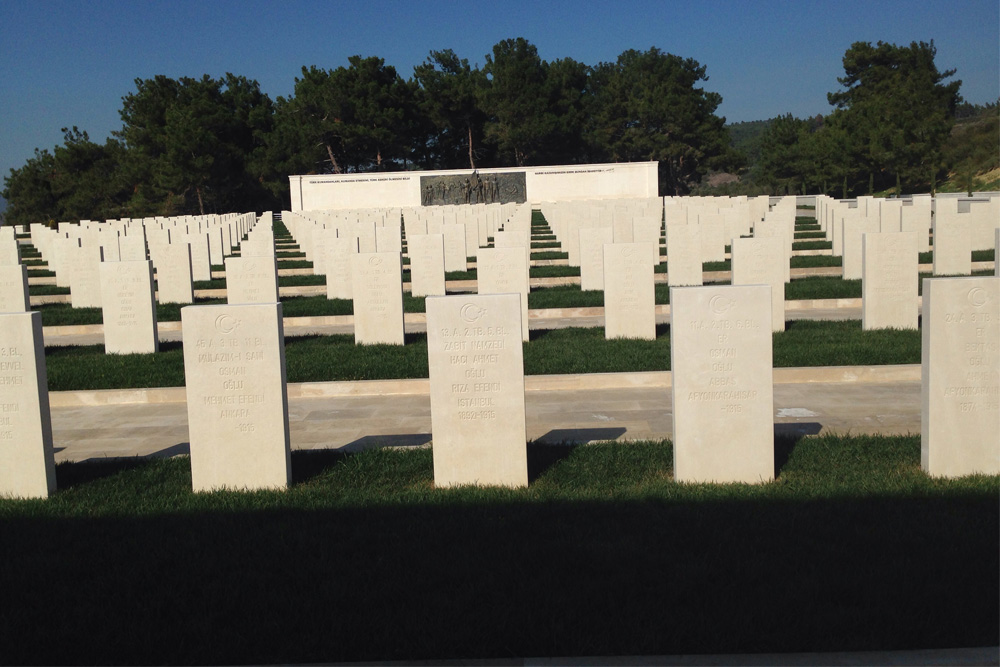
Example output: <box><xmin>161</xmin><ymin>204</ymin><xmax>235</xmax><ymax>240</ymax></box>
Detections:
<box><xmin>3</xmin><ymin>37</ymin><xmax>985</xmax><ymax>225</ymax></box>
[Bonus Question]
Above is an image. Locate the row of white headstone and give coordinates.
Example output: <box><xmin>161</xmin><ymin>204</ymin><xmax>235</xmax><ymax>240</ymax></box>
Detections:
<box><xmin>2</xmin><ymin>274</ymin><xmax>997</xmax><ymax>498</ymax></box>
<box><xmin>0</xmin><ymin>215</ymin><xmax>282</xmax><ymax>355</ymax></box>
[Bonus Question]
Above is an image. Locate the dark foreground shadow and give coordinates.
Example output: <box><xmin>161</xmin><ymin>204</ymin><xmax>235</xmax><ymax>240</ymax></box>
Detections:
<box><xmin>527</xmin><ymin>442</ymin><xmax>578</xmax><ymax>483</ymax></box>
<box><xmin>290</xmin><ymin>448</ymin><xmax>353</xmax><ymax>485</ymax></box>
<box><xmin>774</xmin><ymin>422</ymin><xmax>823</xmax><ymax>476</ymax></box>
<box><xmin>55</xmin><ymin>457</ymin><xmax>150</xmax><ymax>490</ymax></box>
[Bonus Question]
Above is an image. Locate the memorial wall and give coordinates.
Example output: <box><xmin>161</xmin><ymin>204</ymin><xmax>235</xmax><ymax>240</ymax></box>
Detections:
<box><xmin>288</xmin><ymin>161</ymin><xmax>659</xmax><ymax>211</ymax></box>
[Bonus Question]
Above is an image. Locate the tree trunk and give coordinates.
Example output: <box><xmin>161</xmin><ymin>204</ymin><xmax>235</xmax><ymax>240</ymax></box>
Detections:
<box><xmin>195</xmin><ymin>186</ymin><xmax>205</xmax><ymax>216</ymax></box>
<box><xmin>842</xmin><ymin>176</ymin><xmax>848</xmax><ymax>200</ymax></box>
<box><xmin>325</xmin><ymin>143</ymin><xmax>342</xmax><ymax>174</ymax></box>
<box><xmin>930</xmin><ymin>166</ymin><xmax>937</xmax><ymax>196</ymax></box>
<box><xmin>868</xmin><ymin>171</ymin><xmax>874</xmax><ymax>195</ymax></box>
<box><xmin>467</xmin><ymin>124</ymin><xmax>476</xmax><ymax>170</ymax></box>
<box><xmin>895</xmin><ymin>172</ymin><xmax>901</xmax><ymax>196</ymax></box>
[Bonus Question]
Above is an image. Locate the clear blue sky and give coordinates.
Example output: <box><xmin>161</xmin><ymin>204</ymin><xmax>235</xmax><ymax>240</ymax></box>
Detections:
<box><xmin>1</xmin><ymin>0</ymin><xmax>997</xmax><ymax>192</ymax></box>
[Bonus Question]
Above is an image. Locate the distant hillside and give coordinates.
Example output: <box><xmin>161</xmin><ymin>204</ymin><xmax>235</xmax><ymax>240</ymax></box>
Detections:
<box><xmin>939</xmin><ymin>101</ymin><xmax>1000</xmax><ymax>192</ymax></box>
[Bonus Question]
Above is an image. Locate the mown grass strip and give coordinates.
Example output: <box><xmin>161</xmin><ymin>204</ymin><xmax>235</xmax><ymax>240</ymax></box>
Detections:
<box><xmin>0</xmin><ymin>437</ymin><xmax>995</xmax><ymax>664</ymax></box>
<box><xmin>43</xmin><ymin>319</ymin><xmax>920</xmax><ymax>390</ymax></box>
<box><xmin>793</xmin><ymin>240</ymin><xmax>833</xmax><ymax>250</ymax></box>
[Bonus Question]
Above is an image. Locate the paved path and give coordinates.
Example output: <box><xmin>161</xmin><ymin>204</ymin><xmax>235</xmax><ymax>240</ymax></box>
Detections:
<box><xmin>49</xmin><ymin>366</ymin><xmax>922</xmax><ymax>463</ymax></box>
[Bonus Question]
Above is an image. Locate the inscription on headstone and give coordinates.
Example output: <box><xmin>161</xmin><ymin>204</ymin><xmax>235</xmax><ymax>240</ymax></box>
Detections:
<box><xmin>225</xmin><ymin>255</ymin><xmax>279</xmax><ymax>304</ymax></box>
<box><xmin>0</xmin><ymin>312</ymin><xmax>56</xmax><ymax>498</ymax></box>
<box><xmin>99</xmin><ymin>260</ymin><xmax>159</xmax><ymax>354</ymax></box>
<box><xmin>921</xmin><ymin>277</ymin><xmax>999</xmax><ymax>477</ymax></box>
<box><xmin>351</xmin><ymin>252</ymin><xmax>405</xmax><ymax>345</ymax></box>
<box><xmin>604</xmin><ymin>242</ymin><xmax>656</xmax><ymax>340</ymax></box>
<box><xmin>426</xmin><ymin>294</ymin><xmax>528</xmax><ymax>487</ymax></box>
<box><xmin>181</xmin><ymin>303</ymin><xmax>291</xmax><ymax>492</ymax></box>
<box><xmin>670</xmin><ymin>285</ymin><xmax>774</xmax><ymax>484</ymax></box>
<box><xmin>0</xmin><ymin>264</ymin><xmax>30</xmax><ymax>312</ymax></box>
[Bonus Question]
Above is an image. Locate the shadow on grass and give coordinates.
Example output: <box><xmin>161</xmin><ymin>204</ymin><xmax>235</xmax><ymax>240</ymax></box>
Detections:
<box><xmin>150</xmin><ymin>443</ymin><xmax>190</xmax><ymax>458</ymax></box>
<box><xmin>342</xmin><ymin>434</ymin><xmax>432</xmax><ymax>452</ymax></box>
<box><xmin>774</xmin><ymin>423</ymin><xmax>822</xmax><ymax>476</ymax></box>
<box><xmin>290</xmin><ymin>448</ymin><xmax>353</xmax><ymax>485</ymax></box>
<box><xmin>54</xmin><ymin>457</ymin><xmax>151</xmax><ymax>490</ymax></box>
<box><xmin>534</xmin><ymin>427</ymin><xmax>627</xmax><ymax>445</ymax></box>
<box><xmin>4</xmin><ymin>485</ymin><xmax>996</xmax><ymax>664</ymax></box>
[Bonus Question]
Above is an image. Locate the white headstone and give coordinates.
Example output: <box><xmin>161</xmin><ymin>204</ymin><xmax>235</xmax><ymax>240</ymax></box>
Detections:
<box><xmin>932</xmin><ymin>218</ymin><xmax>971</xmax><ymax>276</ymax></box>
<box><xmin>477</xmin><ymin>247</ymin><xmax>530</xmax><ymax>341</ymax></box>
<box><xmin>666</xmin><ymin>224</ymin><xmax>703</xmax><ymax>287</ymax></box>
<box><xmin>351</xmin><ymin>252</ymin><xmax>405</xmax><ymax>345</ymax></box>
<box><xmin>407</xmin><ymin>234</ymin><xmax>446</xmax><ymax>298</ymax></box>
<box><xmin>442</xmin><ymin>224</ymin><xmax>467</xmax><ymax>273</ymax></box>
<box><xmin>154</xmin><ymin>243</ymin><xmax>194</xmax><ymax>304</ymax></box>
<box><xmin>225</xmin><ymin>255</ymin><xmax>279</xmax><ymax>304</ymax></box>
<box><xmin>579</xmin><ymin>227</ymin><xmax>614</xmax><ymax>291</ymax></box>
<box><xmin>99</xmin><ymin>260</ymin><xmax>159</xmax><ymax>354</ymax></box>
<box><xmin>0</xmin><ymin>312</ymin><xmax>56</xmax><ymax>498</ymax></box>
<box><xmin>68</xmin><ymin>244</ymin><xmax>104</xmax><ymax>308</ymax></box>
<box><xmin>0</xmin><ymin>264</ymin><xmax>30</xmax><ymax>312</ymax></box>
<box><xmin>325</xmin><ymin>236</ymin><xmax>358</xmax><ymax>300</ymax></box>
<box><xmin>185</xmin><ymin>232</ymin><xmax>212</xmax><ymax>282</ymax></box>
<box><xmin>426</xmin><ymin>293</ymin><xmax>528</xmax><ymax>488</ymax></box>
<box><xmin>181</xmin><ymin>303</ymin><xmax>291</xmax><ymax>492</ymax></box>
<box><xmin>604</xmin><ymin>242</ymin><xmax>656</xmax><ymax>340</ymax></box>
<box><xmin>670</xmin><ymin>284</ymin><xmax>774</xmax><ymax>484</ymax></box>
<box><xmin>862</xmin><ymin>232</ymin><xmax>918</xmax><ymax>330</ymax></box>
<box><xmin>921</xmin><ymin>276</ymin><xmax>999</xmax><ymax>477</ymax></box>
<box><xmin>731</xmin><ymin>236</ymin><xmax>786</xmax><ymax>331</ymax></box>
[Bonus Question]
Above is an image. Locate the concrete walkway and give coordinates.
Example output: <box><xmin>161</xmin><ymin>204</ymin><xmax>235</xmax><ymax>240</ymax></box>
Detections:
<box><xmin>49</xmin><ymin>365</ymin><xmax>921</xmax><ymax>463</ymax></box>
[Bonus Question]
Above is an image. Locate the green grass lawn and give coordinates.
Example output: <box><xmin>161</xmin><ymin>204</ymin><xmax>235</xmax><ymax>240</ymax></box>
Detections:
<box><xmin>28</xmin><ymin>284</ymin><xmax>70</xmax><ymax>295</ymax></box>
<box><xmin>34</xmin><ymin>274</ymin><xmax>872</xmax><ymax>328</ymax></box>
<box><xmin>792</xmin><ymin>240</ymin><xmax>833</xmax><ymax>250</ymax></box>
<box><xmin>919</xmin><ymin>249</ymin><xmax>996</xmax><ymax>263</ymax></box>
<box><xmin>43</xmin><ymin>319</ymin><xmax>920</xmax><ymax>391</ymax></box>
<box><xmin>0</xmin><ymin>436</ymin><xmax>995</xmax><ymax>664</ymax></box>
